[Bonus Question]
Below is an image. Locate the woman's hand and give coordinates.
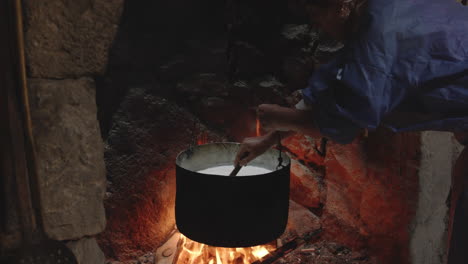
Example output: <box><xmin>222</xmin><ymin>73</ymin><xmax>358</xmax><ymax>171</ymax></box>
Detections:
<box><xmin>235</xmin><ymin>132</ymin><xmax>277</xmax><ymax>166</ymax></box>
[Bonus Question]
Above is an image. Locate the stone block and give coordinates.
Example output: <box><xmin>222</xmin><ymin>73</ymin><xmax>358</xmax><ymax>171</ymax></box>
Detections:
<box><xmin>280</xmin><ymin>200</ymin><xmax>321</xmax><ymax>243</ymax></box>
<box><xmin>290</xmin><ymin>160</ymin><xmax>324</xmax><ymax>208</ymax></box>
<box><xmin>67</xmin><ymin>237</ymin><xmax>106</xmax><ymax>264</ymax></box>
<box><xmin>28</xmin><ymin>78</ymin><xmax>106</xmax><ymax>240</ymax></box>
<box><xmin>24</xmin><ymin>0</ymin><xmax>124</xmax><ymax>78</ymax></box>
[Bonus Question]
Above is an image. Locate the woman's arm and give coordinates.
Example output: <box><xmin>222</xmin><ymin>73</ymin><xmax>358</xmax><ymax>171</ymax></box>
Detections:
<box><xmin>235</xmin><ymin>104</ymin><xmax>322</xmax><ymax>166</ymax></box>
<box><xmin>257</xmin><ymin>104</ymin><xmax>321</xmax><ymax>138</ymax></box>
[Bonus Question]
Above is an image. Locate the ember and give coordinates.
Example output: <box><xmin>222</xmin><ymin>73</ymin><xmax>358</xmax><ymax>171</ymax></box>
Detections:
<box><xmin>197</xmin><ymin>132</ymin><xmax>209</xmax><ymax>145</ymax></box>
<box><xmin>256</xmin><ymin>117</ymin><xmax>261</xmax><ymax>137</ymax></box>
<box><xmin>175</xmin><ymin>235</ymin><xmax>275</xmax><ymax>264</ymax></box>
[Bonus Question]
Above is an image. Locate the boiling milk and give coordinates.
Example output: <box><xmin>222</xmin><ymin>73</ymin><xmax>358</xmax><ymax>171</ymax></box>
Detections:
<box><xmin>197</xmin><ymin>165</ymin><xmax>271</xmax><ymax>176</ymax></box>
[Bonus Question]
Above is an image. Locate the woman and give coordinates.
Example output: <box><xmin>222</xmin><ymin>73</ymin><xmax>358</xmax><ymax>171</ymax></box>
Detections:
<box><xmin>235</xmin><ymin>0</ymin><xmax>468</xmax><ymax>262</ymax></box>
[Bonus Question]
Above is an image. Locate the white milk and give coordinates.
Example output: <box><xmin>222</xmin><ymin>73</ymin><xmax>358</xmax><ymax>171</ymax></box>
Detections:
<box><xmin>197</xmin><ymin>165</ymin><xmax>272</xmax><ymax>176</ymax></box>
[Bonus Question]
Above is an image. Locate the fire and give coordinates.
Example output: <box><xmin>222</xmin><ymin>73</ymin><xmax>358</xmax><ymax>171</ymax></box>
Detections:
<box><xmin>175</xmin><ymin>235</ymin><xmax>275</xmax><ymax>264</ymax></box>
<box><xmin>256</xmin><ymin>117</ymin><xmax>261</xmax><ymax>137</ymax></box>
<box><xmin>197</xmin><ymin>132</ymin><xmax>208</xmax><ymax>145</ymax></box>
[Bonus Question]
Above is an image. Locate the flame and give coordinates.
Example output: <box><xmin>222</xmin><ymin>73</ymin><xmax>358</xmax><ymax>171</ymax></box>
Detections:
<box><xmin>256</xmin><ymin>117</ymin><xmax>261</xmax><ymax>137</ymax></box>
<box><xmin>197</xmin><ymin>132</ymin><xmax>208</xmax><ymax>145</ymax></box>
<box><xmin>176</xmin><ymin>235</ymin><xmax>274</xmax><ymax>264</ymax></box>
<box><xmin>251</xmin><ymin>247</ymin><xmax>270</xmax><ymax>259</ymax></box>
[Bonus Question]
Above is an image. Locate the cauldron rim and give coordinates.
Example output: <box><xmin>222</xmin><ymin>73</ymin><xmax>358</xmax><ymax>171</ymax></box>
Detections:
<box><xmin>175</xmin><ymin>142</ymin><xmax>290</xmax><ymax>175</ymax></box>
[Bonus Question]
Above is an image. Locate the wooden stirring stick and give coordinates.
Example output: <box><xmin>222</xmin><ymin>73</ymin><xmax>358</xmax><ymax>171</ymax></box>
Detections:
<box><xmin>229</xmin><ymin>152</ymin><xmax>249</xmax><ymax>177</ymax></box>
<box><xmin>229</xmin><ymin>165</ymin><xmax>243</xmax><ymax>177</ymax></box>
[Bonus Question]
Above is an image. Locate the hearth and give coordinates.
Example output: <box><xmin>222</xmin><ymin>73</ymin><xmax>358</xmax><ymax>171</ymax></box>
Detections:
<box><xmin>2</xmin><ymin>0</ymin><xmax>461</xmax><ymax>264</ymax></box>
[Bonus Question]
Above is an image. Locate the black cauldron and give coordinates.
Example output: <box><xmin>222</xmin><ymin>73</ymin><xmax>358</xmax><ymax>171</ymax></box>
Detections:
<box><xmin>175</xmin><ymin>142</ymin><xmax>290</xmax><ymax>247</ymax></box>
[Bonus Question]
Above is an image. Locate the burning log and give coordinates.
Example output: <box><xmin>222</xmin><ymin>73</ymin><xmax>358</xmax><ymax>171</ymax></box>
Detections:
<box><xmin>251</xmin><ymin>228</ymin><xmax>323</xmax><ymax>264</ymax></box>
<box><xmin>173</xmin><ymin>234</ymin><xmax>275</xmax><ymax>264</ymax></box>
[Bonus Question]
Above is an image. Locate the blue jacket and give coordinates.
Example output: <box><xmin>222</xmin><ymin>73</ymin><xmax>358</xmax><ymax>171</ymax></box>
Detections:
<box><xmin>302</xmin><ymin>0</ymin><xmax>468</xmax><ymax>144</ymax></box>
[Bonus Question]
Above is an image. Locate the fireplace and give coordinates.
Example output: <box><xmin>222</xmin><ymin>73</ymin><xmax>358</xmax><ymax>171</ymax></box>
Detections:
<box><xmin>1</xmin><ymin>0</ymin><xmax>465</xmax><ymax>264</ymax></box>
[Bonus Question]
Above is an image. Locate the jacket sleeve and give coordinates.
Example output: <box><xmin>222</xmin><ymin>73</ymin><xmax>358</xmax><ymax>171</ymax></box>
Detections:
<box><xmin>302</xmin><ymin>56</ymin><xmax>402</xmax><ymax>144</ymax></box>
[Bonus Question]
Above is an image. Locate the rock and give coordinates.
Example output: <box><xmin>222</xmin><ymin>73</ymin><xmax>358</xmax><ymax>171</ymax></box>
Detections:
<box><xmin>24</xmin><ymin>0</ymin><xmax>124</xmax><ymax>78</ymax></box>
<box><xmin>67</xmin><ymin>237</ymin><xmax>106</xmax><ymax>264</ymax></box>
<box><xmin>98</xmin><ymin>87</ymin><xmax>225</xmax><ymax>260</ymax></box>
<box><xmin>176</xmin><ymin>73</ymin><xmax>228</xmax><ymax>98</ymax></box>
<box><xmin>359</xmin><ymin>130</ymin><xmax>421</xmax><ymax>264</ymax></box>
<box><xmin>276</xmin><ymin>241</ymin><xmax>375</xmax><ymax>264</ymax></box>
<box><xmin>281</xmin><ymin>134</ymin><xmax>325</xmax><ymax>169</ymax></box>
<box><xmin>282</xmin><ymin>134</ymin><xmax>328</xmax><ymax>211</ymax></box>
<box><xmin>137</xmin><ymin>253</ymin><xmax>155</xmax><ymax>263</ymax></box>
<box><xmin>280</xmin><ymin>200</ymin><xmax>321</xmax><ymax>243</ymax></box>
<box><xmin>251</xmin><ymin>76</ymin><xmax>288</xmax><ymax>105</ymax></box>
<box><xmin>282</xmin><ymin>56</ymin><xmax>314</xmax><ymax>91</ymax></box>
<box><xmin>314</xmin><ymin>37</ymin><xmax>345</xmax><ymax>63</ymax></box>
<box><xmin>201</xmin><ymin>97</ymin><xmax>227</xmax><ymax>108</ymax></box>
<box><xmin>281</xmin><ymin>24</ymin><xmax>310</xmax><ymax>41</ymax></box>
<box><xmin>227</xmin><ymin>80</ymin><xmax>254</xmax><ymax>105</ymax></box>
<box><xmin>28</xmin><ymin>78</ymin><xmax>106</xmax><ymax>240</ymax></box>
<box><xmin>323</xmin><ymin>180</ymin><xmax>363</xmax><ymax>233</ymax></box>
<box><xmin>289</xmin><ymin>160</ymin><xmax>324</xmax><ymax>208</ymax></box>
<box><xmin>196</xmin><ymin>97</ymin><xmax>239</xmax><ymax>126</ymax></box>
<box><xmin>232</xmin><ymin>41</ymin><xmax>276</xmax><ymax>78</ymax></box>
<box><xmin>321</xmin><ymin>141</ymin><xmax>368</xmax><ymax>237</ymax></box>
<box><xmin>157</xmin><ymin>57</ymin><xmax>192</xmax><ymax>82</ymax></box>
<box><xmin>184</xmin><ymin>38</ymin><xmax>228</xmax><ymax>74</ymax></box>
<box><xmin>258</xmin><ymin>76</ymin><xmax>284</xmax><ymax>89</ymax></box>
<box><xmin>320</xmin><ymin>203</ymin><xmax>367</xmax><ymax>251</ymax></box>
<box><xmin>326</xmin><ymin>141</ymin><xmax>368</xmax><ymax>187</ymax></box>
<box><xmin>309</xmin><ymin>30</ymin><xmax>320</xmax><ymax>46</ymax></box>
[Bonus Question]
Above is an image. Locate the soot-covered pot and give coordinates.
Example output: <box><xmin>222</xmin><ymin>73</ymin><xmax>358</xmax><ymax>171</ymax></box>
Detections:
<box><xmin>175</xmin><ymin>142</ymin><xmax>290</xmax><ymax>247</ymax></box>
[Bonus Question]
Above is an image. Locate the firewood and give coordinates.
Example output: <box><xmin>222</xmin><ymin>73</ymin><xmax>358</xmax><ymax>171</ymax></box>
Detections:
<box><xmin>251</xmin><ymin>228</ymin><xmax>323</xmax><ymax>264</ymax></box>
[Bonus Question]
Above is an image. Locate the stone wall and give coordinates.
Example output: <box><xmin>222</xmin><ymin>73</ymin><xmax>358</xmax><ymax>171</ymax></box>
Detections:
<box><xmin>23</xmin><ymin>1</ymin><xmax>124</xmax><ymax>263</ymax></box>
